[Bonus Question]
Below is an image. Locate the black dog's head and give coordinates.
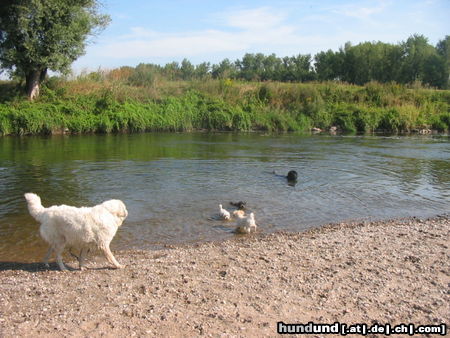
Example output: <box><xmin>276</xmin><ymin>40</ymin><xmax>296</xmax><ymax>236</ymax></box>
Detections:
<box><xmin>230</xmin><ymin>201</ymin><xmax>246</xmax><ymax>210</ymax></box>
<box><xmin>287</xmin><ymin>170</ymin><xmax>298</xmax><ymax>181</ymax></box>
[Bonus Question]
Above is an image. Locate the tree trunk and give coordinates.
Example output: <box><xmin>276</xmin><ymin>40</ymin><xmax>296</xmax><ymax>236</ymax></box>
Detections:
<box><xmin>26</xmin><ymin>70</ymin><xmax>41</xmax><ymax>101</ymax></box>
<box><xmin>40</xmin><ymin>68</ymin><xmax>48</xmax><ymax>83</ymax></box>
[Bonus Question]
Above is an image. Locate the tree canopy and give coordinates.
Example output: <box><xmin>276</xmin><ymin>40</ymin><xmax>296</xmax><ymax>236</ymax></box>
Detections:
<box><xmin>0</xmin><ymin>0</ymin><xmax>109</xmax><ymax>99</ymax></box>
<box><xmin>109</xmin><ymin>34</ymin><xmax>448</xmax><ymax>89</ymax></box>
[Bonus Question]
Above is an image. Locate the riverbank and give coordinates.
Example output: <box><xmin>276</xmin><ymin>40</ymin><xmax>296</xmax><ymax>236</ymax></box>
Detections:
<box><xmin>1</xmin><ymin>80</ymin><xmax>449</xmax><ymax>135</ymax></box>
<box><xmin>0</xmin><ymin>215</ymin><xmax>448</xmax><ymax>336</ymax></box>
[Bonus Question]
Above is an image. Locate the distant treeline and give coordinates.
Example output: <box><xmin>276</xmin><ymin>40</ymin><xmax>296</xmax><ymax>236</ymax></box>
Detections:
<box><xmin>102</xmin><ymin>34</ymin><xmax>449</xmax><ymax>89</ymax></box>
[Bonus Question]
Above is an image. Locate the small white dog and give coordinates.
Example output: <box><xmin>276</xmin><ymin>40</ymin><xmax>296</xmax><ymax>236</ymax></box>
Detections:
<box><xmin>235</xmin><ymin>212</ymin><xmax>257</xmax><ymax>234</ymax></box>
<box><xmin>24</xmin><ymin>193</ymin><xmax>128</xmax><ymax>271</ymax></box>
<box><xmin>219</xmin><ymin>204</ymin><xmax>231</xmax><ymax>220</ymax></box>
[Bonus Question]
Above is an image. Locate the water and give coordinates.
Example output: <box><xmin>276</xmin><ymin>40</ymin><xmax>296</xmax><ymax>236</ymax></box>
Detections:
<box><xmin>1</xmin><ymin>133</ymin><xmax>449</xmax><ymax>262</ymax></box>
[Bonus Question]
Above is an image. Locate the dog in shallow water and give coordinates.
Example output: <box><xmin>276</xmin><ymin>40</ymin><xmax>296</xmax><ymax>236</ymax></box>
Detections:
<box><xmin>273</xmin><ymin>170</ymin><xmax>298</xmax><ymax>184</ymax></box>
<box><xmin>232</xmin><ymin>209</ymin><xmax>245</xmax><ymax>218</ymax></box>
<box><xmin>230</xmin><ymin>201</ymin><xmax>246</xmax><ymax>210</ymax></box>
<box><xmin>24</xmin><ymin>193</ymin><xmax>128</xmax><ymax>271</ymax></box>
<box><xmin>219</xmin><ymin>204</ymin><xmax>231</xmax><ymax>220</ymax></box>
<box><xmin>286</xmin><ymin>170</ymin><xmax>298</xmax><ymax>182</ymax></box>
<box><xmin>235</xmin><ymin>212</ymin><xmax>257</xmax><ymax>234</ymax></box>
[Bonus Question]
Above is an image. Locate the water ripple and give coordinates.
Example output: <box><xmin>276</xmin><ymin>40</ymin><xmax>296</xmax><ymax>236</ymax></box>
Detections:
<box><xmin>0</xmin><ymin>133</ymin><xmax>449</xmax><ymax>261</ymax></box>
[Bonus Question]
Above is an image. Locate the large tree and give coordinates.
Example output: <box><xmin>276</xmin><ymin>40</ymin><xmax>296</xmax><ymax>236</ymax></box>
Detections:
<box><xmin>436</xmin><ymin>36</ymin><xmax>450</xmax><ymax>88</ymax></box>
<box><xmin>314</xmin><ymin>49</ymin><xmax>342</xmax><ymax>81</ymax></box>
<box><xmin>0</xmin><ymin>0</ymin><xmax>109</xmax><ymax>100</ymax></box>
<box><xmin>398</xmin><ymin>34</ymin><xmax>436</xmax><ymax>84</ymax></box>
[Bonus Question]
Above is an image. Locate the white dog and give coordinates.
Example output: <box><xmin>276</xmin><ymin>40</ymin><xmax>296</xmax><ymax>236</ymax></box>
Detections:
<box><xmin>235</xmin><ymin>212</ymin><xmax>257</xmax><ymax>234</ymax></box>
<box><xmin>219</xmin><ymin>204</ymin><xmax>231</xmax><ymax>220</ymax></box>
<box><xmin>24</xmin><ymin>193</ymin><xmax>128</xmax><ymax>271</ymax></box>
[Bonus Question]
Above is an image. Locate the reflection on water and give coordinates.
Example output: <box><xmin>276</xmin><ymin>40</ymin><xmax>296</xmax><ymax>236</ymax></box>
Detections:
<box><xmin>0</xmin><ymin>133</ymin><xmax>449</xmax><ymax>262</ymax></box>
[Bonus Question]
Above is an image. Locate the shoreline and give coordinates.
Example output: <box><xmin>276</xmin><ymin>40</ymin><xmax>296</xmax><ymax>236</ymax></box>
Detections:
<box><xmin>1</xmin><ymin>215</ymin><xmax>449</xmax><ymax>336</ymax></box>
<box><xmin>1</xmin><ymin>128</ymin><xmax>449</xmax><ymax>138</ymax></box>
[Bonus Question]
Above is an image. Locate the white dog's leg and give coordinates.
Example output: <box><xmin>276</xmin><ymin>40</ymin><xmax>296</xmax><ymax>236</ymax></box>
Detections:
<box><xmin>43</xmin><ymin>247</ymin><xmax>53</xmax><ymax>267</ymax></box>
<box><xmin>54</xmin><ymin>245</ymin><xmax>67</xmax><ymax>271</ymax></box>
<box><xmin>101</xmin><ymin>245</ymin><xmax>124</xmax><ymax>269</ymax></box>
<box><xmin>56</xmin><ymin>256</ymin><xmax>67</xmax><ymax>271</ymax></box>
<box><xmin>79</xmin><ymin>247</ymin><xmax>88</xmax><ymax>270</ymax></box>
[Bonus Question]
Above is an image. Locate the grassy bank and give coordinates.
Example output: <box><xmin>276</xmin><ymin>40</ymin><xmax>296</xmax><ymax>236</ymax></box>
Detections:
<box><xmin>0</xmin><ymin>78</ymin><xmax>449</xmax><ymax>135</ymax></box>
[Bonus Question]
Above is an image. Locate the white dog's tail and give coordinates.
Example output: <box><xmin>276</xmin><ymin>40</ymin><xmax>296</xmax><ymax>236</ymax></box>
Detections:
<box><xmin>24</xmin><ymin>193</ymin><xmax>45</xmax><ymax>222</ymax></box>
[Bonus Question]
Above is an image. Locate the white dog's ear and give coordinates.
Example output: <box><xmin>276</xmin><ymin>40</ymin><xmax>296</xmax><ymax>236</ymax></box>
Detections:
<box><xmin>102</xmin><ymin>200</ymin><xmax>128</xmax><ymax>221</ymax></box>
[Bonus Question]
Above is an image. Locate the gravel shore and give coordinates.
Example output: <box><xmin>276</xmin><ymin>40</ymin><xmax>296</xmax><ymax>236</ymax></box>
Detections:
<box><xmin>1</xmin><ymin>215</ymin><xmax>449</xmax><ymax>337</ymax></box>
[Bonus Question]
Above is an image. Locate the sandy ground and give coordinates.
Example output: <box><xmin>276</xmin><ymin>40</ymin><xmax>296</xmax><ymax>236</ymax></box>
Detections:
<box><xmin>0</xmin><ymin>215</ymin><xmax>449</xmax><ymax>337</ymax></box>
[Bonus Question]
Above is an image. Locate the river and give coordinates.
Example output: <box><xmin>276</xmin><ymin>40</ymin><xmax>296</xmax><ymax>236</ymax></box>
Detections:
<box><xmin>0</xmin><ymin>132</ymin><xmax>449</xmax><ymax>262</ymax></box>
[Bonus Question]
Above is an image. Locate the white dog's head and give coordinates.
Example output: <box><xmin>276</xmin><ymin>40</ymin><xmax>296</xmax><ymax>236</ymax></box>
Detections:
<box><xmin>101</xmin><ymin>199</ymin><xmax>128</xmax><ymax>225</ymax></box>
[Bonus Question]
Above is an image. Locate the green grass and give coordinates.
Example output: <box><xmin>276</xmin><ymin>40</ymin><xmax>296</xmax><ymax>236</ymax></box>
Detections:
<box><xmin>0</xmin><ymin>78</ymin><xmax>449</xmax><ymax>135</ymax></box>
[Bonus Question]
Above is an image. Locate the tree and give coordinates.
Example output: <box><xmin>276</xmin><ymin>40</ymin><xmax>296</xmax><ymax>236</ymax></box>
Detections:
<box><xmin>436</xmin><ymin>36</ymin><xmax>449</xmax><ymax>88</ymax></box>
<box><xmin>194</xmin><ymin>62</ymin><xmax>211</xmax><ymax>79</ymax></box>
<box><xmin>422</xmin><ymin>54</ymin><xmax>447</xmax><ymax>88</ymax></box>
<box><xmin>180</xmin><ymin>58</ymin><xmax>194</xmax><ymax>80</ymax></box>
<box><xmin>163</xmin><ymin>62</ymin><xmax>180</xmax><ymax>80</ymax></box>
<box><xmin>211</xmin><ymin>58</ymin><xmax>237</xmax><ymax>79</ymax></box>
<box><xmin>436</xmin><ymin>35</ymin><xmax>450</xmax><ymax>63</ymax></box>
<box><xmin>314</xmin><ymin>50</ymin><xmax>341</xmax><ymax>81</ymax></box>
<box><xmin>261</xmin><ymin>53</ymin><xmax>281</xmax><ymax>81</ymax></box>
<box><xmin>398</xmin><ymin>34</ymin><xmax>435</xmax><ymax>84</ymax></box>
<box><xmin>377</xmin><ymin>43</ymin><xmax>403</xmax><ymax>83</ymax></box>
<box><xmin>0</xmin><ymin>0</ymin><xmax>109</xmax><ymax>100</ymax></box>
<box><xmin>289</xmin><ymin>54</ymin><xmax>315</xmax><ymax>82</ymax></box>
<box><xmin>236</xmin><ymin>53</ymin><xmax>266</xmax><ymax>81</ymax></box>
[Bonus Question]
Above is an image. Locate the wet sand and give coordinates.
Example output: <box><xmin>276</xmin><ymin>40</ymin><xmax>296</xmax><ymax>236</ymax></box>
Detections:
<box><xmin>0</xmin><ymin>215</ymin><xmax>449</xmax><ymax>337</ymax></box>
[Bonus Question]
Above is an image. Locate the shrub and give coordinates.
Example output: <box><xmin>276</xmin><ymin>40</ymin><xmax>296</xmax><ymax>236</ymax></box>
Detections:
<box><xmin>0</xmin><ymin>79</ymin><xmax>448</xmax><ymax>135</ymax></box>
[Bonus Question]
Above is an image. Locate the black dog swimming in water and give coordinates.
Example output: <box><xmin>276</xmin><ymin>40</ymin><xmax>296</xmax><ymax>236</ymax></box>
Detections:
<box><xmin>273</xmin><ymin>170</ymin><xmax>298</xmax><ymax>185</ymax></box>
<box><xmin>230</xmin><ymin>201</ymin><xmax>246</xmax><ymax>210</ymax></box>
<box><xmin>286</xmin><ymin>170</ymin><xmax>298</xmax><ymax>182</ymax></box>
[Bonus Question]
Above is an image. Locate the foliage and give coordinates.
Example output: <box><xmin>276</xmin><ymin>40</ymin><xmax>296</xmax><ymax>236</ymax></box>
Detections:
<box><xmin>0</xmin><ymin>0</ymin><xmax>110</xmax><ymax>99</ymax></box>
<box><xmin>0</xmin><ymin>79</ymin><xmax>449</xmax><ymax>136</ymax></box>
<box><xmin>65</xmin><ymin>34</ymin><xmax>449</xmax><ymax>90</ymax></box>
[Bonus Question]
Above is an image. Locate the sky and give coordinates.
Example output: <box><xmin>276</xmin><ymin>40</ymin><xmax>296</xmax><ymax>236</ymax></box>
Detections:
<box><xmin>72</xmin><ymin>0</ymin><xmax>450</xmax><ymax>73</ymax></box>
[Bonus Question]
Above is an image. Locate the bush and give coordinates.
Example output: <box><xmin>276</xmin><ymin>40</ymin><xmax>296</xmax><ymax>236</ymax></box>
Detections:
<box><xmin>378</xmin><ymin>108</ymin><xmax>408</xmax><ymax>132</ymax></box>
<box><xmin>353</xmin><ymin>107</ymin><xmax>382</xmax><ymax>132</ymax></box>
<box><xmin>0</xmin><ymin>80</ymin><xmax>448</xmax><ymax>135</ymax></box>
<box><xmin>128</xmin><ymin>64</ymin><xmax>158</xmax><ymax>87</ymax></box>
<box><xmin>0</xmin><ymin>106</ymin><xmax>12</xmax><ymax>134</ymax></box>
<box><xmin>430</xmin><ymin>113</ymin><xmax>450</xmax><ymax>131</ymax></box>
